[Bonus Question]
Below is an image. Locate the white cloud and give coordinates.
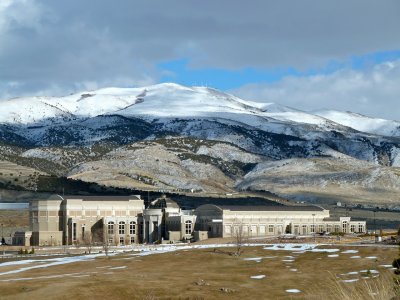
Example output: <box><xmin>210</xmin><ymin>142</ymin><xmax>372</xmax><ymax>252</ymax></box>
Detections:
<box><xmin>231</xmin><ymin>61</ymin><xmax>400</xmax><ymax>121</ymax></box>
<box><xmin>0</xmin><ymin>0</ymin><xmax>399</xmax><ymax>108</ymax></box>
<box><xmin>0</xmin><ymin>0</ymin><xmax>44</xmax><ymax>33</ymax></box>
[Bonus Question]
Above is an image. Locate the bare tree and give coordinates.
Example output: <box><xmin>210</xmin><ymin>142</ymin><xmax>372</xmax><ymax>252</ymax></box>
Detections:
<box><xmin>233</xmin><ymin>221</ymin><xmax>247</xmax><ymax>256</ymax></box>
<box><xmin>83</xmin><ymin>232</ymin><xmax>94</xmax><ymax>254</ymax></box>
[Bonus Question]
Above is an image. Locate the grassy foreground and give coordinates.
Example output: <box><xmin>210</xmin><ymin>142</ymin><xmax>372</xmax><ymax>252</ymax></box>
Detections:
<box><xmin>0</xmin><ymin>245</ymin><xmax>398</xmax><ymax>299</ymax></box>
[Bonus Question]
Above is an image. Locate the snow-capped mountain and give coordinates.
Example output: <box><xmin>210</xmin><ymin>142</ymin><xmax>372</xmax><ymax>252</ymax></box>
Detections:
<box><xmin>313</xmin><ymin>110</ymin><xmax>400</xmax><ymax>137</ymax></box>
<box><xmin>0</xmin><ymin>82</ymin><xmax>398</xmax><ymax>136</ymax></box>
<box><xmin>0</xmin><ymin>83</ymin><xmax>399</xmax><ymax>165</ymax></box>
<box><xmin>1</xmin><ymin>83</ymin><xmax>400</xmax><ymax>205</ymax></box>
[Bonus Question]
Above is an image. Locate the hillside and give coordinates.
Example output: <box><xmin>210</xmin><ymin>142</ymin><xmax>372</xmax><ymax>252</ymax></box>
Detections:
<box><xmin>0</xmin><ymin>83</ymin><xmax>399</xmax><ymax>207</ymax></box>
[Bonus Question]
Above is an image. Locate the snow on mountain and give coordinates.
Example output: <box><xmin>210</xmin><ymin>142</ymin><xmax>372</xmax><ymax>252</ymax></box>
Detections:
<box><xmin>314</xmin><ymin>110</ymin><xmax>400</xmax><ymax>137</ymax></box>
<box><xmin>0</xmin><ymin>83</ymin><xmax>348</xmax><ymax>137</ymax></box>
<box><xmin>1</xmin><ymin>83</ymin><xmax>398</xmax><ymax>139</ymax></box>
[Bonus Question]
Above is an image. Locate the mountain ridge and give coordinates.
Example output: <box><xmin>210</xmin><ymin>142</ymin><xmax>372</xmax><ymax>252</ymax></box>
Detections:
<box><xmin>0</xmin><ymin>83</ymin><xmax>399</xmax><ymax>206</ymax></box>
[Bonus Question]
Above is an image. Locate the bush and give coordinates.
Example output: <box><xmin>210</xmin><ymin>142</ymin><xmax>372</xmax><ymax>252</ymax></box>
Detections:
<box><xmin>29</xmin><ymin>248</ymin><xmax>35</xmax><ymax>254</ymax></box>
<box><xmin>18</xmin><ymin>248</ymin><xmax>24</xmax><ymax>255</ymax></box>
<box><xmin>393</xmin><ymin>258</ymin><xmax>400</xmax><ymax>269</ymax></box>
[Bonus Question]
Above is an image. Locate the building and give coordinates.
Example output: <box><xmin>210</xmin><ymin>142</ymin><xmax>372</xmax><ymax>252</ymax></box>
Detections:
<box><xmin>29</xmin><ymin>194</ymin><xmax>197</xmax><ymax>246</ymax></box>
<box><xmin>27</xmin><ymin>194</ymin><xmax>367</xmax><ymax>246</ymax></box>
<box><xmin>30</xmin><ymin>194</ymin><xmax>144</xmax><ymax>246</ymax></box>
<box><xmin>194</xmin><ymin>204</ymin><xmax>366</xmax><ymax>238</ymax></box>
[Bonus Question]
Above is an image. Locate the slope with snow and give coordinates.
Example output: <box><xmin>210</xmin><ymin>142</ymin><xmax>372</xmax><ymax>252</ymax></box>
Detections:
<box><xmin>314</xmin><ymin>110</ymin><xmax>400</xmax><ymax>137</ymax></box>
<box><xmin>0</xmin><ymin>83</ymin><xmax>348</xmax><ymax>134</ymax></box>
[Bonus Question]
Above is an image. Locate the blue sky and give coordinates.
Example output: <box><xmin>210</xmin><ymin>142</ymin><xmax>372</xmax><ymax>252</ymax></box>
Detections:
<box><xmin>159</xmin><ymin>50</ymin><xmax>400</xmax><ymax>90</ymax></box>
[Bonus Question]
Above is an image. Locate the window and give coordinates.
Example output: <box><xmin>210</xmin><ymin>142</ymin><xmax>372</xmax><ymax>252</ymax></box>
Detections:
<box><xmin>327</xmin><ymin>225</ymin><xmax>332</xmax><ymax>232</ymax></box>
<box><xmin>107</xmin><ymin>221</ymin><xmax>114</xmax><ymax>235</ymax></box>
<box><xmin>318</xmin><ymin>225</ymin><xmax>324</xmax><ymax>233</ymax></box>
<box><xmin>119</xmin><ymin>221</ymin><xmax>125</xmax><ymax>235</ymax></box>
<box><xmin>130</xmin><ymin>221</ymin><xmax>136</xmax><ymax>235</ymax></box>
<box><xmin>310</xmin><ymin>225</ymin><xmax>315</xmax><ymax>233</ymax></box>
<box><xmin>342</xmin><ymin>221</ymin><xmax>348</xmax><ymax>233</ymax></box>
<box><xmin>350</xmin><ymin>225</ymin><xmax>356</xmax><ymax>233</ymax></box>
<box><xmin>130</xmin><ymin>236</ymin><xmax>135</xmax><ymax>244</ymax></box>
<box><xmin>119</xmin><ymin>236</ymin><xmax>125</xmax><ymax>245</ymax></box>
<box><xmin>334</xmin><ymin>225</ymin><xmax>340</xmax><ymax>233</ymax></box>
<box><xmin>72</xmin><ymin>223</ymin><xmax>77</xmax><ymax>241</ymax></box>
<box><xmin>268</xmin><ymin>225</ymin><xmax>274</xmax><ymax>233</ymax></box>
<box><xmin>358</xmin><ymin>224</ymin><xmax>364</xmax><ymax>233</ymax></box>
<box><xmin>185</xmin><ymin>220</ymin><xmax>192</xmax><ymax>234</ymax></box>
<box><xmin>302</xmin><ymin>225</ymin><xmax>307</xmax><ymax>235</ymax></box>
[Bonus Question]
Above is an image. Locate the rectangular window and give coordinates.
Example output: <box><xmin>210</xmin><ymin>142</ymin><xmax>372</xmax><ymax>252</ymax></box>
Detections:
<box><xmin>119</xmin><ymin>237</ymin><xmax>124</xmax><ymax>245</ymax></box>
<box><xmin>318</xmin><ymin>225</ymin><xmax>324</xmax><ymax>233</ymax></box>
<box><xmin>350</xmin><ymin>225</ymin><xmax>356</xmax><ymax>233</ymax></box>
<box><xmin>119</xmin><ymin>222</ymin><xmax>125</xmax><ymax>235</ymax></box>
<box><xmin>107</xmin><ymin>222</ymin><xmax>114</xmax><ymax>235</ymax></box>
<box><xmin>130</xmin><ymin>236</ymin><xmax>135</xmax><ymax>244</ymax></box>
<box><xmin>358</xmin><ymin>224</ymin><xmax>364</xmax><ymax>233</ymax></box>
<box><xmin>268</xmin><ymin>225</ymin><xmax>274</xmax><ymax>233</ymax></box>
<box><xmin>72</xmin><ymin>223</ymin><xmax>77</xmax><ymax>241</ymax></box>
<box><xmin>310</xmin><ymin>225</ymin><xmax>315</xmax><ymax>233</ymax></box>
<box><xmin>185</xmin><ymin>221</ymin><xmax>192</xmax><ymax>234</ymax></box>
<box><xmin>302</xmin><ymin>225</ymin><xmax>307</xmax><ymax>235</ymax></box>
<box><xmin>130</xmin><ymin>222</ymin><xmax>136</xmax><ymax>235</ymax></box>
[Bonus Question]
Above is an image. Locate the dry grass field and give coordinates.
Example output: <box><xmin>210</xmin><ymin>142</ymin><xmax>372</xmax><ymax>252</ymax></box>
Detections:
<box><xmin>0</xmin><ymin>244</ymin><xmax>398</xmax><ymax>300</ymax></box>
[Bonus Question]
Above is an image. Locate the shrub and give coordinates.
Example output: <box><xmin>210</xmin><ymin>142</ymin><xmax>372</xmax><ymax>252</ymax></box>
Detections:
<box><xmin>29</xmin><ymin>248</ymin><xmax>35</xmax><ymax>254</ymax></box>
<box><xmin>393</xmin><ymin>258</ymin><xmax>400</xmax><ymax>270</ymax></box>
<box><xmin>305</xmin><ymin>272</ymin><xmax>399</xmax><ymax>300</ymax></box>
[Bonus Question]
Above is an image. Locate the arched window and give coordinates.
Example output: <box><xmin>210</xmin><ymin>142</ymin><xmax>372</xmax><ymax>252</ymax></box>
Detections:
<box><xmin>107</xmin><ymin>221</ymin><xmax>114</xmax><ymax>235</ymax></box>
<box><xmin>130</xmin><ymin>221</ymin><xmax>136</xmax><ymax>235</ymax></box>
<box><xmin>185</xmin><ymin>220</ymin><xmax>192</xmax><ymax>234</ymax></box>
<box><xmin>119</xmin><ymin>221</ymin><xmax>125</xmax><ymax>235</ymax></box>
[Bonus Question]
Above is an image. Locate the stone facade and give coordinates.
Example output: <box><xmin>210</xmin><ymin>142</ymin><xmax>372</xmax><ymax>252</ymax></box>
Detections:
<box><xmin>28</xmin><ymin>195</ymin><xmax>367</xmax><ymax>246</ymax></box>
<box><xmin>194</xmin><ymin>205</ymin><xmax>366</xmax><ymax>238</ymax></box>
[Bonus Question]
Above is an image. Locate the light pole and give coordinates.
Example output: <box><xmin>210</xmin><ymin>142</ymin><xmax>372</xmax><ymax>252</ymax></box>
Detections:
<box><xmin>312</xmin><ymin>214</ymin><xmax>316</xmax><ymax>243</ymax></box>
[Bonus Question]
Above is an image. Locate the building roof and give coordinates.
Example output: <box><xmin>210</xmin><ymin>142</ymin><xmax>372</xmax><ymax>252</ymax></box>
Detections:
<box><xmin>323</xmin><ymin>217</ymin><xmax>341</xmax><ymax>221</ymax></box>
<box><xmin>149</xmin><ymin>196</ymin><xmax>179</xmax><ymax>209</ymax></box>
<box><xmin>212</xmin><ymin>205</ymin><xmax>325</xmax><ymax>212</ymax></box>
<box><xmin>61</xmin><ymin>195</ymin><xmax>141</xmax><ymax>201</ymax></box>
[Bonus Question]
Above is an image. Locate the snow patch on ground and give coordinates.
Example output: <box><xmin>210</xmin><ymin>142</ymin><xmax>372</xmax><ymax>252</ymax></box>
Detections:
<box><xmin>341</xmin><ymin>250</ymin><xmax>358</xmax><ymax>254</ymax></box>
<box><xmin>342</xmin><ymin>279</ymin><xmax>359</xmax><ymax>283</ymax></box>
<box><xmin>286</xmin><ymin>289</ymin><xmax>301</xmax><ymax>293</ymax></box>
<box><xmin>250</xmin><ymin>275</ymin><xmax>266</xmax><ymax>279</ymax></box>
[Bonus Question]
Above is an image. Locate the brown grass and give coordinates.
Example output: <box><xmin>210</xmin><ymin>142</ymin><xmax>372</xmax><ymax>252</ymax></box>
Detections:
<box><xmin>0</xmin><ymin>245</ymin><xmax>398</xmax><ymax>299</ymax></box>
<box><xmin>304</xmin><ymin>272</ymin><xmax>399</xmax><ymax>300</ymax></box>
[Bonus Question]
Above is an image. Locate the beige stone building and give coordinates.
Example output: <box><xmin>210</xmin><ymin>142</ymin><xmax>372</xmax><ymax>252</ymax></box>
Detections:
<box><xmin>194</xmin><ymin>204</ymin><xmax>366</xmax><ymax>238</ymax></box>
<box><xmin>30</xmin><ymin>194</ymin><xmax>144</xmax><ymax>246</ymax></box>
<box><xmin>28</xmin><ymin>195</ymin><xmax>366</xmax><ymax>246</ymax></box>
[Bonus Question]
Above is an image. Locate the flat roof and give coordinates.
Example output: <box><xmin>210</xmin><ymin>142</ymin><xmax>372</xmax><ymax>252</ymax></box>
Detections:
<box><xmin>62</xmin><ymin>195</ymin><xmax>141</xmax><ymax>201</ymax></box>
<box><xmin>216</xmin><ymin>205</ymin><xmax>325</xmax><ymax>212</ymax></box>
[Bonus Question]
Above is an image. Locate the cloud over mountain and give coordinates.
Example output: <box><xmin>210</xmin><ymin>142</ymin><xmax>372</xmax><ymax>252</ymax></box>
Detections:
<box><xmin>232</xmin><ymin>60</ymin><xmax>400</xmax><ymax>121</ymax></box>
